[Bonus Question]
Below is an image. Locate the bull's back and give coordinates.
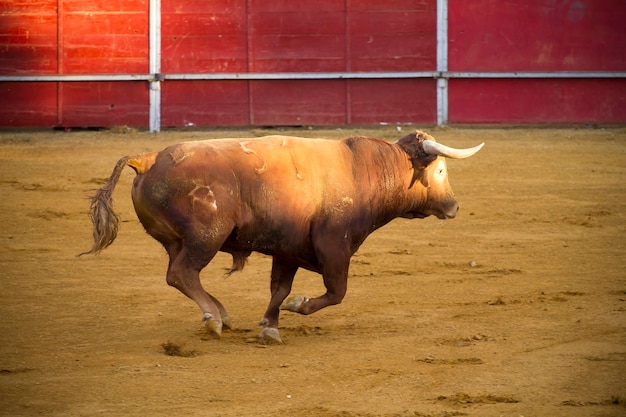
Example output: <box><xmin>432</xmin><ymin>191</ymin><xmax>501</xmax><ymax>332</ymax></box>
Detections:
<box><xmin>159</xmin><ymin>135</ymin><xmax>354</xmax><ymax>204</ymax></box>
<box><xmin>132</xmin><ymin>136</ymin><xmax>355</xmax><ymax>246</ymax></box>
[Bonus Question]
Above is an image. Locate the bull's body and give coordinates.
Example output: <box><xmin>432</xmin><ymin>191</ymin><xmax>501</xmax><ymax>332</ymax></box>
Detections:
<box><xmin>83</xmin><ymin>131</ymin><xmax>482</xmax><ymax>343</ymax></box>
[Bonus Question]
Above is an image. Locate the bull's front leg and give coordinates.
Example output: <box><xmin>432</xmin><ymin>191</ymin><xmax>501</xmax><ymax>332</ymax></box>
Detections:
<box><xmin>258</xmin><ymin>259</ymin><xmax>298</xmax><ymax>344</ymax></box>
<box><xmin>282</xmin><ymin>249</ymin><xmax>349</xmax><ymax>316</ymax></box>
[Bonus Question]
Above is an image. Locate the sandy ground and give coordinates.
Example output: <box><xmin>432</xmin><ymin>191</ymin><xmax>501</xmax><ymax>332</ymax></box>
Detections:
<box><xmin>0</xmin><ymin>126</ymin><xmax>625</xmax><ymax>417</ymax></box>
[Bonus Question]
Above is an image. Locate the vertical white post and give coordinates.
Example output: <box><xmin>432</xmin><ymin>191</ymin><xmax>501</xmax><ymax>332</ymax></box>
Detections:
<box><xmin>149</xmin><ymin>0</ymin><xmax>161</xmax><ymax>133</ymax></box>
<box><xmin>436</xmin><ymin>0</ymin><xmax>448</xmax><ymax>126</ymax></box>
<box><xmin>437</xmin><ymin>77</ymin><xmax>448</xmax><ymax>126</ymax></box>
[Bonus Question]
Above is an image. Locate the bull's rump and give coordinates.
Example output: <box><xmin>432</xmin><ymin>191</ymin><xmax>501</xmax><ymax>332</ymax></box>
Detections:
<box><xmin>132</xmin><ymin>136</ymin><xmax>360</xmax><ymax>261</ymax></box>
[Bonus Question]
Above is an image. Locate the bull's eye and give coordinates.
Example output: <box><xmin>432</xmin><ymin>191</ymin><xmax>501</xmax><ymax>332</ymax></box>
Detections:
<box><xmin>437</xmin><ymin>168</ymin><xmax>445</xmax><ymax>176</ymax></box>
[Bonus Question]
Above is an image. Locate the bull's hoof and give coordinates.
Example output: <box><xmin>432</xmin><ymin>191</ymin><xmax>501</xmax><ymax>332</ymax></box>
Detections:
<box><xmin>281</xmin><ymin>295</ymin><xmax>308</xmax><ymax>313</ymax></box>
<box><xmin>221</xmin><ymin>314</ymin><xmax>232</xmax><ymax>331</ymax></box>
<box><xmin>259</xmin><ymin>327</ymin><xmax>283</xmax><ymax>344</ymax></box>
<box><xmin>203</xmin><ymin>313</ymin><xmax>223</xmax><ymax>339</ymax></box>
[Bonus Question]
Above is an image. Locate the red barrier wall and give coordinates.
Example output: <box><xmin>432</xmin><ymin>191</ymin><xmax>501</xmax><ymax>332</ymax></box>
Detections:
<box><xmin>0</xmin><ymin>0</ymin><xmax>623</xmax><ymax>127</ymax></box>
<box><xmin>447</xmin><ymin>0</ymin><xmax>626</xmax><ymax>124</ymax></box>
<box><xmin>160</xmin><ymin>0</ymin><xmax>437</xmax><ymax>126</ymax></box>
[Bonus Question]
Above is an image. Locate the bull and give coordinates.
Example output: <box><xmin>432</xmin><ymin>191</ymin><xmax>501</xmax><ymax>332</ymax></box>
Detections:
<box><xmin>81</xmin><ymin>130</ymin><xmax>483</xmax><ymax>343</ymax></box>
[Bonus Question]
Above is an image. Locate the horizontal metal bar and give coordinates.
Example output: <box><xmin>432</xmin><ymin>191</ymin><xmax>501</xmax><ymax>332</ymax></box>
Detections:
<box><xmin>164</xmin><ymin>72</ymin><xmax>439</xmax><ymax>80</ymax></box>
<box><xmin>445</xmin><ymin>71</ymin><xmax>626</xmax><ymax>79</ymax></box>
<box><xmin>0</xmin><ymin>74</ymin><xmax>152</xmax><ymax>82</ymax></box>
<box><xmin>1</xmin><ymin>71</ymin><xmax>625</xmax><ymax>82</ymax></box>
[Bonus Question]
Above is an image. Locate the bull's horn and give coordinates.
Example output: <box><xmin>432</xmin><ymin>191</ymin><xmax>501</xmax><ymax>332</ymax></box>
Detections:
<box><xmin>422</xmin><ymin>140</ymin><xmax>484</xmax><ymax>159</ymax></box>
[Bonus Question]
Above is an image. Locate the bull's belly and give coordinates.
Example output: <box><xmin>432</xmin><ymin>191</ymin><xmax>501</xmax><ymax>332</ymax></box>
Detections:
<box><xmin>221</xmin><ymin>230</ymin><xmax>320</xmax><ymax>272</ymax></box>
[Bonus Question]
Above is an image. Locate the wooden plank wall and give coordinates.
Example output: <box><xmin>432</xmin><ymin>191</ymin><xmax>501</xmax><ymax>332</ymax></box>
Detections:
<box><xmin>447</xmin><ymin>0</ymin><xmax>626</xmax><ymax>124</ymax></box>
<box><xmin>0</xmin><ymin>0</ymin><xmax>58</xmax><ymax>126</ymax></box>
<box><xmin>0</xmin><ymin>0</ymin><xmax>150</xmax><ymax>127</ymax></box>
<box><xmin>0</xmin><ymin>0</ymin><xmax>624</xmax><ymax>127</ymax></box>
<box><xmin>160</xmin><ymin>0</ymin><xmax>437</xmax><ymax>127</ymax></box>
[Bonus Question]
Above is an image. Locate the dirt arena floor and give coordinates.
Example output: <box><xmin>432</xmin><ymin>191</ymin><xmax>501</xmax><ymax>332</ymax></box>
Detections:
<box><xmin>0</xmin><ymin>126</ymin><xmax>625</xmax><ymax>417</ymax></box>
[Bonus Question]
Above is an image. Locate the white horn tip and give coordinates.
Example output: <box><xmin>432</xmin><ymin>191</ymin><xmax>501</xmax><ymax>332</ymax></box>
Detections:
<box><xmin>423</xmin><ymin>140</ymin><xmax>485</xmax><ymax>159</ymax></box>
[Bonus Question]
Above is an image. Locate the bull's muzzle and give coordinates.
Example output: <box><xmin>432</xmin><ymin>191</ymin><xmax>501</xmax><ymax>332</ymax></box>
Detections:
<box><xmin>444</xmin><ymin>201</ymin><xmax>460</xmax><ymax>219</ymax></box>
<box><xmin>435</xmin><ymin>199</ymin><xmax>459</xmax><ymax>219</ymax></box>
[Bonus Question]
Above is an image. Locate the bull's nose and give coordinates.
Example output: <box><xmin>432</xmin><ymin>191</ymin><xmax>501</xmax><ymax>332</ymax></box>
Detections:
<box><xmin>446</xmin><ymin>202</ymin><xmax>460</xmax><ymax>219</ymax></box>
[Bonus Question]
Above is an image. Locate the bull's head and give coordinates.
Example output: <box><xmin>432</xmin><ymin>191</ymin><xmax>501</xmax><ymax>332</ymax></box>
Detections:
<box><xmin>396</xmin><ymin>131</ymin><xmax>484</xmax><ymax>219</ymax></box>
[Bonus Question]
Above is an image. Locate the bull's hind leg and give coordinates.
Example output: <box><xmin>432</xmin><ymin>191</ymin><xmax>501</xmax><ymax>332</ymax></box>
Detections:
<box><xmin>165</xmin><ymin>242</ymin><xmax>228</xmax><ymax>338</ymax></box>
<box><xmin>259</xmin><ymin>259</ymin><xmax>298</xmax><ymax>344</ymax></box>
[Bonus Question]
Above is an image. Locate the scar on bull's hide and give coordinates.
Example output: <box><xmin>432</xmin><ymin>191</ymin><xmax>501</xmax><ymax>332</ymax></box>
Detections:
<box><xmin>280</xmin><ymin>138</ymin><xmax>303</xmax><ymax>180</ymax></box>
<box><xmin>188</xmin><ymin>182</ymin><xmax>218</xmax><ymax>211</ymax></box>
<box><xmin>341</xmin><ymin>196</ymin><xmax>354</xmax><ymax>205</ymax></box>
<box><xmin>239</xmin><ymin>141</ymin><xmax>267</xmax><ymax>174</ymax></box>
<box><xmin>169</xmin><ymin>146</ymin><xmax>194</xmax><ymax>166</ymax></box>
<box><xmin>282</xmin><ymin>139</ymin><xmax>303</xmax><ymax>180</ymax></box>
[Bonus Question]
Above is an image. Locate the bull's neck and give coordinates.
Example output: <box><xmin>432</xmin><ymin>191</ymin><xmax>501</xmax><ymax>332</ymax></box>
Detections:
<box><xmin>359</xmin><ymin>143</ymin><xmax>424</xmax><ymax>230</ymax></box>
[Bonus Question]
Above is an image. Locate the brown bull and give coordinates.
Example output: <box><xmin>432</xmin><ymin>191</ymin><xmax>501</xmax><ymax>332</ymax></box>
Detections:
<box><xmin>81</xmin><ymin>130</ymin><xmax>483</xmax><ymax>343</ymax></box>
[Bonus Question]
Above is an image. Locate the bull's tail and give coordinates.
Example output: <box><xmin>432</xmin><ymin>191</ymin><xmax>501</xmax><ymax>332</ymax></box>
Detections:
<box><xmin>78</xmin><ymin>152</ymin><xmax>157</xmax><ymax>256</ymax></box>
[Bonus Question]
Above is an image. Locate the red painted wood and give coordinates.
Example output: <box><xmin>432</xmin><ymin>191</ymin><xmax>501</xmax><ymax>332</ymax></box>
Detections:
<box><xmin>61</xmin><ymin>35</ymin><xmax>148</xmax><ymax>73</ymax></box>
<box><xmin>250</xmin><ymin>80</ymin><xmax>347</xmax><ymax>125</ymax></box>
<box><xmin>251</xmin><ymin>10</ymin><xmax>345</xmax><ymax>35</ymax></box>
<box><xmin>249</xmin><ymin>34</ymin><xmax>346</xmax><ymax>72</ymax></box>
<box><xmin>0</xmin><ymin>43</ymin><xmax>58</xmax><ymax>75</ymax></box>
<box><xmin>0</xmin><ymin>11</ymin><xmax>56</xmax><ymax>36</ymax></box>
<box><xmin>161</xmin><ymin>0</ymin><xmax>247</xmax><ymax>73</ymax></box>
<box><xmin>449</xmin><ymin>78</ymin><xmax>626</xmax><ymax>124</ymax></box>
<box><xmin>60</xmin><ymin>7</ymin><xmax>149</xmax><ymax>74</ymax></box>
<box><xmin>0</xmin><ymin>82</ymin><xmax>57</xmax><ymax>126</ymax></box>
<box><xmin>349</xmin><ymin>79</ymin><xmax>437</xmax><ymax>124</ymax></box>
<box><xmin>161</xmin><ymin>12</ymin><xmax>245</xmax><ymax>37</ymax></box>
<box><xmin>0</xmin><ymin>0</ymin><xmax>58</xmax><ymax>74</ymax></box>
<box><xmin>161</xmin><ymin>81</ymin><xmax>249</xmax><ymax>126</ymax></box>
<box><xmin>0</xmin><ymin>0</ymin><xmax>623</xmax><ymax>127</ymax></box>
<box><xmin>247</xmin><ymin>0</ymin><xmax>436</xmax><ymax>73</ymax></box>
<box><xmin>162</xmin><ymin>0</ymin><xmax>242</xmax><ymax>13</ymax></box>
<box><xmin>62</xmin><ymin>11</ymin><xmax>148</xmax><ymax>36</ymax></box>
<box><xmin>161</xmin><ymin>35</ymin><xmax>248</xmax><ymax>73</ymax></box>
<box><xmin>59</xmin><ymin>82</ymin><xmax>148</xmax><ymax>126</ymax></box>
<box><xmin>248</xmin><ymin>10</ymin><xmax>346</xmax><ymax>72</ymax></box>
<box><xmin>61</xmin><ymin>0</ymin><xmax>148</xmax><ymax>13</ymax></box>
<box><xmin>250</xmin><ymin>0</ymin><xmax>345</xmax><ymax>12</ymax></box>
<box><xmin>449</xmin><ymin>0</ymin><xmax>626</xmax><ymax>71</ymax></box>
<box><xmin>348</xmin><ymin>2</ymin><xmax>436</xmax><ymax>71</ymax></box>
<box><xmin>350</xmin><ymin>0</ymin><xmax>433</xmax><ymax>10</ymax></box>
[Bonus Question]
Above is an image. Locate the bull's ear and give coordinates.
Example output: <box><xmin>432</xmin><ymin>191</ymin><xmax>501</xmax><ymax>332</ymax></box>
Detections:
<box><xmin>419</xmin><ymin>168</ymin><xmax>430</xmax><ymax>188</ymax></box>
<box><xmin>409</xmin><ymin>164</ymin><xmax>430</xmax><ymax>189</ymax></box>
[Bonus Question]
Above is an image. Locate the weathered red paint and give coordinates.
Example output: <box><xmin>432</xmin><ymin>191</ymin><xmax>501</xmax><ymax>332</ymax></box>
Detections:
<box><xmin>349</xmin><ymin>79</ymin><xmax>437</xmax><ymax>124</ymax></box>
<box><xmin>0</xmin><ymin>0</ymin><xmax>58</xmax><ymax>74</ymax></box>
<box><xmin>0</xmin><ymin>0</ymin><xmax>623</xmax><ymax>127</ymax></box>
<box><xmin>161</xmin><ymin>80</ymin><xmax>249</xmax><ymax>127</ymax></box>
<box><xmin>60</xmin><ymin>0</ymin><xmax>149</xmax><ymax>74</ymax></box>
<box><xmin>59</xmin><ymin>82</ymin><xmax>149</xmax><ymax>127</ymax></box>
<box><xmin>0</xmin><ymin>82</ymin><xmax>57</xmax><ymax>127</ymax></box>
<box><xmin>449</xmin><ymin>78</ymin><xmax>626</xmax><ymax>124</ymax></box>
<box><xmin>161</xmin><ymin>0</ymin><xmax>247</xmax><ymax>73</ymax></box>
<box><xmin>448</xmin><ymin>0</ymin><xmax>626</xmax><ymax>72</ymax></box>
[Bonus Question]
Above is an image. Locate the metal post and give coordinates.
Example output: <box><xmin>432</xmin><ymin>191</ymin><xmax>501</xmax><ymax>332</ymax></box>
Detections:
<box><xmin>436</xmin><ymin>0</ymin><xmax>448</xmax><ymax>126</ymax></box>
<box><xmin>149</xmin><ymin>0</ymin><xmax>161</xmax><ymax>133</ymax></box>
<box><xmin>437</xmin><ymin>77</ymin><xmax>448</xmax><ymax>126</ymax></box>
